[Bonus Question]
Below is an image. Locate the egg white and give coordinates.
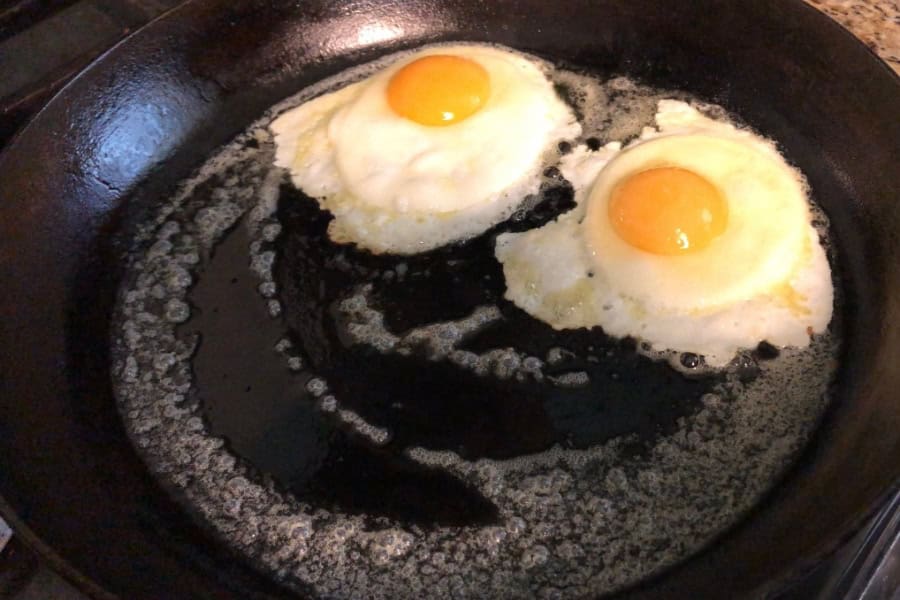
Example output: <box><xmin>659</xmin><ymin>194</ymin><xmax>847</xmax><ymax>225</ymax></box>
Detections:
<box><xmin>496</xmin><ymin>100</ymin><xmax>834</xmax><ymax>366</ymax></box>
<box><xmin>270</xmin><ymin>44</ymin><xmax>580</xmax><ymax>254</ymax></box>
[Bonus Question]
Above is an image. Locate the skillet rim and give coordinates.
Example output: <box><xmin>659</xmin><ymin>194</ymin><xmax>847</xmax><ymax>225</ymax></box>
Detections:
<box><xmin>1</xmin><ymin>0</ymin><xmax>899</xmax><ymax>598</ymax></box>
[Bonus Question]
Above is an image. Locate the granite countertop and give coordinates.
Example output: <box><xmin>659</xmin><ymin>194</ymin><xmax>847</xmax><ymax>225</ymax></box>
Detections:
<box><xmin>807</xmin><ymin>0</ymin><xmax>900</xmax><ymax>73</ymax></box>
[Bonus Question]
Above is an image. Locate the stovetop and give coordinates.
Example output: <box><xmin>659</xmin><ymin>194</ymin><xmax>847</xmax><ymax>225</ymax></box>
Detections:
<box><xmin>1</xmin><ymin>1</ymin><xmax>899</xmax><ymax>599</ymax></box>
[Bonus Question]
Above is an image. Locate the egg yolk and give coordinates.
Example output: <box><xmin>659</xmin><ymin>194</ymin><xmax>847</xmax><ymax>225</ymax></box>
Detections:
<box><xmin>608</xmin><ymin>167</ymin><xmax>728</xmax><ymax>255</ymax></box>
<box><xmin>387</xmin><ymin>55</ymin><xmax>490</xmax><ymax>126</ymax></box>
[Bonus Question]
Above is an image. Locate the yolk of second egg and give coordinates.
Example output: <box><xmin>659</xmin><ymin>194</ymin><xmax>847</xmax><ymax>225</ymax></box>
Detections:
<box><xmin>607</xmin><ymin>167</ymin><xmax>728</xmax><ymax>255</ymax></box>
<box><xmin>386</xmin><ymin>55</ymin><xmax>490</xmax><ymax>126</ymax></box>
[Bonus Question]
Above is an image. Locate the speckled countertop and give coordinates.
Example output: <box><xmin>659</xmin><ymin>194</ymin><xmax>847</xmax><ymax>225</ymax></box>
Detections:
<box><xmin>807</xmin><ymin>0</ymin><xmax>900</xmax><ymax>73</ymax></box>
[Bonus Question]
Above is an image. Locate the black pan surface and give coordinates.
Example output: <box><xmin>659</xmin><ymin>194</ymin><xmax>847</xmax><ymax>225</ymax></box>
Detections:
<box><xmin>1</xmin><ymin>0</ymin><xmax>899</xmax><ymax>598</ymax></box>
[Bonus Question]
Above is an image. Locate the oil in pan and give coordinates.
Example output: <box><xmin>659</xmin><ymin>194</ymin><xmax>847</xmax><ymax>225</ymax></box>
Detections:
<box><xmin>110</xmin><ymin>59</ymin><xmax>841</xmax><ymax>599</ymax></box>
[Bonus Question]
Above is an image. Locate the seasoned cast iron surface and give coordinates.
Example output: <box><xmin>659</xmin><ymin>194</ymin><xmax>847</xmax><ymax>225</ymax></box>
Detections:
<box><xmin>1</xmin><ymin>1</ymin><xmax>899</xmax><ymax>598</ymax></box>
<box><xmin>110</xmin><ymin>64</ymin><xmax>840</xmax><ymax>598</ymax></box>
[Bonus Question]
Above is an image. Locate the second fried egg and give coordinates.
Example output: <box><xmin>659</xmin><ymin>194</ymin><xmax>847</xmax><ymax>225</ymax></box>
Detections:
<box><xmin>496</xmin><ymin>100</ymin><xmax>833</xmax><ymax>366</ymax></box>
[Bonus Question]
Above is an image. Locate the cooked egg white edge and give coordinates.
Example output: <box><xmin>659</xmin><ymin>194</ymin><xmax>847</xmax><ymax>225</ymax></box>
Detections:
<box><xmin>496</xmin><ymin>100</ymin><xmax>834</xmax><ymax>366</ymax></box>
<box><xmin>270</xmin><ymin>44</ymin><xmax>581</xmax><ymax>255</ymax></box>
<box><xmin>497</xmin><ymin>223</ymin><xmax>832</xmax><ymax>366</ymax></box>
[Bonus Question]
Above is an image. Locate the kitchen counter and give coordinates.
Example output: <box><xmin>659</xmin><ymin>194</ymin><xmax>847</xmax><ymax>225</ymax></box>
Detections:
<box><xmin>808</xmin><ymin>0</ymin><xmax>900</xmax><ymax>73</ymax></box>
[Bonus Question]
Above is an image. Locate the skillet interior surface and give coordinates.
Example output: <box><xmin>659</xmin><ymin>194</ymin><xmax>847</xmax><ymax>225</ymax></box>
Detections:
<box><xmin>0</xmin><ymin>0</ymin><xmax>899</xmax><ymax>598</ymax></box>
<box><xmin>106</xmin><ymin>48</ymin><xmax>843</xmax><ymax>599</ymax></box>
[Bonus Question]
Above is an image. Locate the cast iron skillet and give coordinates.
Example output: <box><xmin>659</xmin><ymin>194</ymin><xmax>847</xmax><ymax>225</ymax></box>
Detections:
<box><xmin>0</xmin><ymin>0</ymin><xmax>899</xmax><ymax>597</ymax></box>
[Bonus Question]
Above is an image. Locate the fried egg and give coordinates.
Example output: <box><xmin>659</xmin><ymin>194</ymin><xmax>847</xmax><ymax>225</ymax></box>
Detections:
<box><xmin>270</xmin><ymin>44</ymin><xmax>580</xmax><ymax>255</ymax></box>
<box><xmin>496</xmin><ymin>100</ymin><xmax>834</xmax><ymax>366</ymax></box>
